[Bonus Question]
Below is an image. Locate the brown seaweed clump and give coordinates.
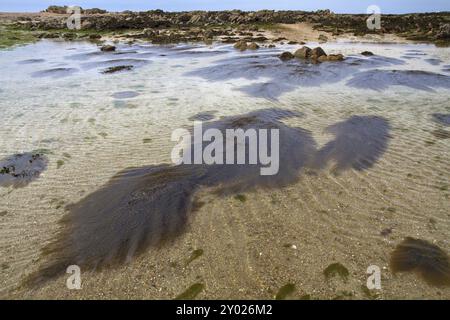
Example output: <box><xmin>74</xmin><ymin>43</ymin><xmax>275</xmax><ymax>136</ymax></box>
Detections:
<box><xmin>390</xmin><ymin>237</ymin><xmax>450</xmax><ymax>287</ymax></box>
<box><xmin>25</xmin><ymin>109</ymin><xmax>391</xmax><ymax>287</ymax></box>
<box><xmin>25</xmin><ymin>108</ymin><xmax>316</xmax><ymax>286</ymax></box>
<box><xmin>0</xmin><ymin>152</ymin><xmax>48</xmax><ymax>188</ymax></box>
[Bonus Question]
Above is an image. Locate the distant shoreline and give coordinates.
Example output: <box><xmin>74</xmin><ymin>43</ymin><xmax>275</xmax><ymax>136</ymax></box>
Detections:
<box><xmin>1</xmin><ymin>9</ymin><xmax>450</xmax><ymax>14</ymax></box>
<box><xmin>1</xmin><ymin>9</ymin><xmax>449</xmax><ymax>48</ymax></box>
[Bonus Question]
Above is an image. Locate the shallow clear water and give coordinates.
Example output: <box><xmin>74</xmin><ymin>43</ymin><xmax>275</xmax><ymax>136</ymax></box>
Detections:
<box><xmin>0</xmin><ymin>39</ymin><xmax>449</xmax><ymax>299</ymax></box>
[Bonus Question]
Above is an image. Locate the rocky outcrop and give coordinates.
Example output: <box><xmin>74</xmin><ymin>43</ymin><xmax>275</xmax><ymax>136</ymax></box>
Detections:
<box><xmin>318</xmin><ymin>34</ymin><xmax>328</xmax><ymax>43</ymax></box>
<box><xmin>282</xmin><ymin>46</ymin><xmax>344</xmax><ymax>63</ymax></box>
<box><xmin>84</xmin><ymin>8</ymin><xmax>108</xmax><ymax>14</ymax></box>
<box><xmin>247</xmin><ymin>42</ymin><xmax>259</xmax><ymax>50</ymax></box>
<box><xmin>233</xmin><ymin>41</ymin><xmax>259</xmax><ymax>50</ymax></box>
<box><xmin>318</xmin><ymin>53</ymin><xmax>344</xmax><ymax>62</ymax></box>
<box><xmin>310</xmin><ymin>47</ymin><xmax>327</xmax><ymax>60</ymax></box>
<box><xmin>436</xmin><ymin>23</ymin><xmax>450</xmax><ymax>39</ymax></box>
<box><xmin>279</xmin><ymin>52</ymin><xmax>294</xmax><ymax>61</ymax></box>
<box><xmin>88</xmin><ymin>33</ymin><xmax>102</xmax><ymax>40</ymax></box>
<box><xmin>361</xmin><ymin>51</ymin><xmax>374</xmax><ymax>56</ymax></box>
<box><xmin>234</xmin><ymin>40</ymin><xmax>247</xmax><ymax>50</ymax></box>
<box><xmin>100</xmin><ymin>44</ymin><xmax>116</xmax><ymax>52</ymax></box>
<box><xmin>43</xmin><ymin>5</ymin><xmax>107</xmax><ymax>14</ymax></box>
<box><xmin>43</xmin><ymin>5</ymin><xmax>68</xmax><ymax>14</ymax></box>
<box><xmin>7</xmin><ymin>9</ymin><xmax>450</xmax><ymax>45</ymax></box>
<box><xmin>294</xmin><ymin>46</ymin><xmax>311</xmax><ymax>59</ymax></box>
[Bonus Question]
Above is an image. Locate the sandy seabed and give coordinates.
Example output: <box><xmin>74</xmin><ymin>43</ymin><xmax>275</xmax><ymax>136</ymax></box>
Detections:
<box><xmin>0</xmin><ymin>38</ymin><xmax>449</xmax><ymax>299</ymax></box>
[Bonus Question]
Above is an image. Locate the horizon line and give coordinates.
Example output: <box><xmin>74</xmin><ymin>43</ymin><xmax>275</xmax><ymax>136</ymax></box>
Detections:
<box><xmin>1</xmin><ymin>8</ymin><xmax>450</xmax><ymax>14</ymax></box>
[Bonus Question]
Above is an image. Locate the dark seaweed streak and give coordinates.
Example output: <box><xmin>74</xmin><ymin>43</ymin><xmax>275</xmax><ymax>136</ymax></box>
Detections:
<box><xmin>347</xmin><ymin>70</ymin><xmax>450</xmax><ymax>92</ymax></box>
<box><xmin>314</xmin><ymin>116</ymin><xmax>391</xmax><ymax>172</ymax></box>
<box><xmin>27</xmin><ymin>109</ymin><xmax>391</xmax><ymax>286</ymax></box>
<box><xmin>432</xmin><ymin>113</ymin><xmax>450</xmax><ymax>126</ymax></box>
<box><xmin>0</xmin><ymin>152</ymin><xmax>48</xmax><ymax>188</ymax></box>
<box><xmin>390</xmin><ymin>237</ymin><xmax>450</xmax><ymax>287</ymax></box>
<box><xmin>188</xmin><ymin>111</ymin><xmax>217</xmax><ymax>121</ymax></box>
<box><xmin>185</xmin><ymin>53</ymin><xmax>406</xmax><ymax>99</ymax></box>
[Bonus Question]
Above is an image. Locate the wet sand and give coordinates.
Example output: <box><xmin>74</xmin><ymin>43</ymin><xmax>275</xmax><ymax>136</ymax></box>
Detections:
<box><xmin>271</xmin><ymin>23</ymin><xmax>411</xmax><ymax>44</ymax></box>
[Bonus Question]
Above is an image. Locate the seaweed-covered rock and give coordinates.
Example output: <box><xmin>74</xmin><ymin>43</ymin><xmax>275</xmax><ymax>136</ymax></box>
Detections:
<box><xmin>100</xmin><ymin>45</ymin><xmax>116</xmax><ymax>52</ymax></box>
<box><xmin>143</xmin><ymin>28</ymin><xmax>157</xmax><ymax>38</ymax></box>
<box><xmin>37</xmin><ymin>32</ymin><xmax>60</xmax><ymax>39</ymax></box>
<box><xmin>0</xmin><ymin>152</ymin><xmax>48</xmax><ymax>188</ymax></box>
<box><xmin>436</xmin><ymin>23</ymin><xmax>450</xmax><ymax>39</ymax></box>
<box><xmin>294</xmin><ymin>46</ymin><xmax>311</xmax><ymax>59</ymax></box>
<box><xmin>89</xmin><ymin>34</ymin><xmax>102</xmax><ymax>40</ymax></box>
<box><xmin>83</xmin><ymin>8</ymin><xmax>108</xmax><ymax>14</ymax></box>
<box><xmin>234</xmin><ymin>40</ymin><xmax>248</xmax><ymax>51</ymax></box>
<box><xmin>318</xmin><ymin>34</ymin><xmax>328</xmax><ymax>43</ymax></box>
<box><xmin>318</xmin><ymin>53</ymin><xmax>344</xmax><ymax>62</ymax></box>
<box><xmin>279</xmin><ymin>51</ymin><xmax>294</xmax><ymax>61</ymax></box>
<box><xmin>101</xmin><ymin>65</ymin><xmax>134</xmax><ymax>74</ymax></box>
<box><xmin>310</xmin><ymin>47</ymin><xmax>327</xmax><ymax>60</ymax></box>
<box><xmin>12</xmin><ymin>10</ymin><xmax>450</xmax><ymax>45</ymax></box>
<box><xmin>247</xmin><ymin>42</ymin><xmax>259</xmax><ymax>50</ymax></box>
<box><xmin>44</xmin><ymin>5</ymin><xmax>68</xmax><ymax>14</ymax></box>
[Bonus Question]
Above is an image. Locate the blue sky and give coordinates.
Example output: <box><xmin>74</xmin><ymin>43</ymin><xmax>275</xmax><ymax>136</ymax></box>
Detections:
<box><xmin>1</xmin><ymin>1</ymin><xmax>449</xmax><ymax>13</ymax></box>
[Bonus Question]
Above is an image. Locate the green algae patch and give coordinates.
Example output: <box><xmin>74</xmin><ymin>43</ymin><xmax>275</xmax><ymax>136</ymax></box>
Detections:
<box><xmin>175</xmin><ymin>283</ymin><xmax>204</xmax><ymax>300</ymax></box>
<box><xmin>234</xmin><ymin>194</ymin><xmax>247</xmax><ymax>202</ymax></box>
<box><xmin>56</xmin><ymin>160</ymin><xmax>65</xmax><ymax>169</ymax></box>
<box><xmin>323</xmin><ymin>263</ymin><xmax>349</xmax><ymax>282</ymax></box>
<box><xmin>185</xmin><ymin>249</ymin><xmax>204</xmax><ymax>266</ymax></box>
<box><xmin>275</xmin><ymin>283</ymin><xmax>296</xmax><ymax>300</ymax></box>
<box><xmin>192</xmin><ymin>200</ymin><xmax>206</xmax><ymax>212</ymax></box>
<box><xmin>101</xmin><ymin>65</ymin><xmax>134</xmax><ymax>74</ymax></box>
<box><xmin>0</xmin><ymin>26</ymin><xmax>39</xmax><ymax>49</ymax></box>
